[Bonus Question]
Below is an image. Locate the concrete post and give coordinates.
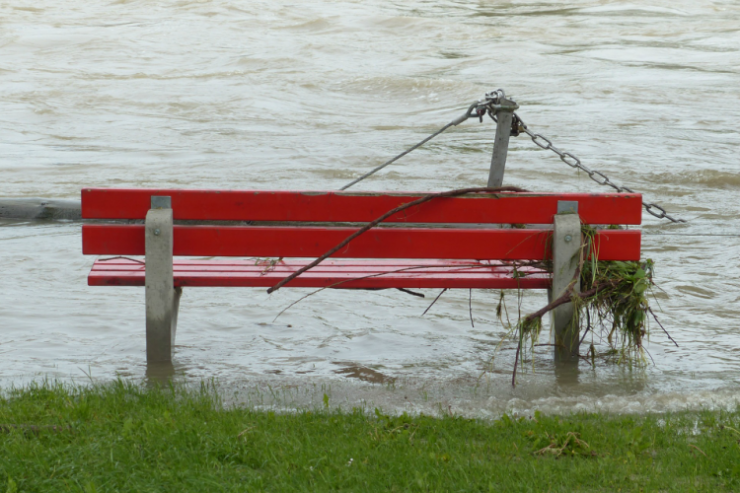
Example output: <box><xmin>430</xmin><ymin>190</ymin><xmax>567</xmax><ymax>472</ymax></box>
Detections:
<box><xmin>487</xmin><ymin>96</ymin><xmax>519</xmax><ymax>187</ymax></box>
<box><xmin>550</xmin><ymin>202</ymin><xmax>581</xmax><ymax>364</ymax></box>
<box><xmin>145</xmin><ymin>196</ymin><xmax>180</xmax><ymax>364</ymax></box>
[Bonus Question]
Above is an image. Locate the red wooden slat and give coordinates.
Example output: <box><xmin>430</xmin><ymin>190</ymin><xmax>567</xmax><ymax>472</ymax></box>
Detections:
<box><xmin>90</xmin><ymin>259</ymin><xmax>544</xmax><ymax>276</ymax></box>
<box><xmin>88</xmin><ymin>258</ymin><xmax>528</xmax><ymax>269</ymax></box>
<box><xmin>83</xmin><ymin>225</ymin><xmax>641</xmax><ymax>261</ymax></box>
<box><xmin>91</xmin><ymin>265</ymin><xmax>528</xmax><ymax>274</ymax></box>
<box><xmin>88</xmin><ymin>259</ymin><xmax>551</xmax><ymax>289</ymax></box>
<box><xmin>83</xmin><ymin>225</ymin><xmax>550</xmax><ymax>259</ymax></box>
<box><xmin>81</xmin><ymin>189</ymin><xmax>642</xmax><ymax>225</ymax></box>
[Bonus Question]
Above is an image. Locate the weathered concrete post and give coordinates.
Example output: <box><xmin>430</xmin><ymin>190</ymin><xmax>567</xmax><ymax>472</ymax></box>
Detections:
<box><xmin>145</xmin><ymin>196</ymin><xmax>181</xmax><ymax>364</ymax></box>
<box><xmin>487</xmin><ymin>95</ymin><xmax>519</xmax><ymax>187</ymax></box>
<box><xmin>550</xmin><ymin>201</ymin><xmax>581</xmax><ymax>364</ymax></box>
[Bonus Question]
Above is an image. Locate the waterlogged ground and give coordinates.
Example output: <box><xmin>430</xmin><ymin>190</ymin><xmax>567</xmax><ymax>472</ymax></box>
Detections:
<box><xmin>0</xmin><ymin>0</ymin><xmax>739</xmax><ymax>416</ymax></box>
<box><xmin>3</xmin><ymin>383</ymin><xmax>739</xmax><ymax>492</ymax></box>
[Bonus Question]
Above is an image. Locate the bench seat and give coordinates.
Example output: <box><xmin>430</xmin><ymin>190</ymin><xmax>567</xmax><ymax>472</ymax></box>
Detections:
<box><xmin>89</xmin><ymin>258</ymin><xmax>551</xmax><ymax>290</ymax></box>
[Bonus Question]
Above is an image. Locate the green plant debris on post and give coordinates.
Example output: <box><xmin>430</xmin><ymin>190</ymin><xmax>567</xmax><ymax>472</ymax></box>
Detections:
<box><xmin>580</xmin><ymin>259</ymin><xmax>654</xmax><ymax>355</ymax></box>
<box><xmin>505</xmin><ymin>225</ymin><xmax>671</xmax><ymax>385</ymax></box>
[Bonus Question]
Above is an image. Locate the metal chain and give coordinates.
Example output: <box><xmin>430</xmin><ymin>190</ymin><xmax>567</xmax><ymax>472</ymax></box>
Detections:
<box><xmin>340</xmin><ymin>90</ymin><xmax>686</xmax><ymax>224</ymax></box>
<box><xmin>514</xmin><ymin>114</ymin><xmax>686</xmax><ymax>223</ymax></box>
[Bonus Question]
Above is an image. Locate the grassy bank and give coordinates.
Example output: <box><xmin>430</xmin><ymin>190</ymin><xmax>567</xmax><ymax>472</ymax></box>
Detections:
<box><xmin>1</xmin><ymin>382</ymin><xmax>739</xmax><ymax>492</ymax></box>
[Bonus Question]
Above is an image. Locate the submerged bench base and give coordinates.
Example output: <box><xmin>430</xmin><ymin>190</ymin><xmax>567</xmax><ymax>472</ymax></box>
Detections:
<box><xmin>89</xmin><ymin>258</ymin><xmax>551</xmax><ymax>290</ymax></box>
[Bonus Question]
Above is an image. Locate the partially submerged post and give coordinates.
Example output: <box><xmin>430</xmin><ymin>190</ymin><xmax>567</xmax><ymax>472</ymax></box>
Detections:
<box><xmin>551</xmin><ymin>201</ymin><xmax>581</xmax><ymax>364</ymax></box>
<box><xmin>145</xmin><ymin>195</ymin><xmax>181</xmax><ymax>364</ymax></box>
<box><xmin>487</xmin><ymin>93</ymin><xmax>519</xmax><ymax>187</ymax></box>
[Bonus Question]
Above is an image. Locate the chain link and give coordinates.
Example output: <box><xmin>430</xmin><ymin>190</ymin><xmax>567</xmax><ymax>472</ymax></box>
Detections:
<box><xmin>515</xmin><ymin>115</ymin><xmax>686</xmax><ymax>223</ymax></box>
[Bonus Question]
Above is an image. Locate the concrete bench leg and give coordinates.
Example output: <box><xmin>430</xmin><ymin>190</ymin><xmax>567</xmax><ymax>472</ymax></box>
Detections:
<box><xmin>145</xmin><ymin>197</ymin><xmax>180</xmax><ymax>364</ymax></box>
<box><xmin>550</xmin><ymin>206</ymin><xmax>581</xmax><ymax>365</ymax></box>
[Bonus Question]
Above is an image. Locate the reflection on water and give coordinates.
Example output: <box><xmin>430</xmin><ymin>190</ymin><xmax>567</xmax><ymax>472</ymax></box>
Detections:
<box><xmin>145</xmin><ymin>361</ymin><xmax>177</xmax><ymax>387</ymax></box>
<box><xmin>0</xmin><ymin>0</ymin><xmax>739</xmax><ymax>415</ymax></box>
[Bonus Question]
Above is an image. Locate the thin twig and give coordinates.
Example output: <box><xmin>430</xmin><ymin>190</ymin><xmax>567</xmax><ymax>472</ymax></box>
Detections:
<box><xmin>689</xmin><ymin>444</ymin><xmax>707</xmax><ymax>457</ymax></box>
<box><xmin>648</xmin><ymin>306</ymin><xmax>678</xmax><ymax>347</ymax></box>
<box><xmin>396</xmin><ymin>288</ymin><xmax>425</xmax><ymax>298</ymax></box>
<box><xmin>272</xmin><ymin>263</ymin><xmax>484</xmax><ymax>322</ymax></box>
<box><xmin>578</xmin><ymin>326</ymin><xmax>591</xmax><ymax>347</ymax></box>
<box><xmin>422</xmin><ymin>288</ymin><xmax>448</xmax><ymax>316</ymax></box>
<box><xmin>512</xmin><ymin>330</ymin><xmax>522</xmax><ymax>388</ymax></box>
<box><xmin>580</xmin><ymin>308</ymin><xmax>592</xmax><ymax>346</ymax></box>
<box><xmin>578</xmin><ymin>353</ymin><xmax>595</xmax><ymax>365</ymax></box>
<box><xmin>266</xmin><ymin>186</ymin><xmax>526</xmax><ymax>294</ymax></box>
<box><xmin>468</xmin><ymin>288</ymin><xmax>474</xmax><ymax>328</ymax></box>
<box><xmin>98</xmin><ymin>256</ymin><xmax>145</xmax><ymax>264</ymax></box>
<box><xmin>642</xmin><ymin>345</ymin><xmax>656</xmax><ymax>366</ymax></box>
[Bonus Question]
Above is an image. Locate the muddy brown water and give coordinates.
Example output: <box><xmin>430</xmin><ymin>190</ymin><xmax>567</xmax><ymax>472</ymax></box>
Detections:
<box><xmin>1</xmin><ymin>0</ymin><xmax>739</xmax><ymax>415</ymax></box>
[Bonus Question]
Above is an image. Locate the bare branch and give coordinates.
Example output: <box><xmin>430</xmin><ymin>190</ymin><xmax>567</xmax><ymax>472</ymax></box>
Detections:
<box><xmin>267</xmin><ymin>186</ymin><xmax>526</xmax><ymax>294</ymax></box>
<box><xmin>468</xmin><ymin>288</ymin><xmax>474</xmax><ymax>328</ymax></box>
<box><xmin>396</xmin><ymin>288</ymin><xmax>425</xmax><ymax>298</ymax></box>
<box><xmin>422</xmin><ymin>288</ymin><xmax>448</xmax><ymax>316</ymax></box>
<box><xmin>648</xmin><ymin>306</ymin><xmax>678</xmax><ymax>347</ymax></box>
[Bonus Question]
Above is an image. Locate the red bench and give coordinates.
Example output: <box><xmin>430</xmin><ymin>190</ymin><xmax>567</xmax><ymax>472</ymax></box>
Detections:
<box><xmin>81</xmin><ymin>188</ymin><xmax>642</xmax><ymax>364</ymax></box>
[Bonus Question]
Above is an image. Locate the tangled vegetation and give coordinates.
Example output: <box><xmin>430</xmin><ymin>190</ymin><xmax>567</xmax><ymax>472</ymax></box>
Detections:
<box><xmin>502</xmin><ymin>226</ymin><xmax>672</xmax><ymax>383</ymax></box>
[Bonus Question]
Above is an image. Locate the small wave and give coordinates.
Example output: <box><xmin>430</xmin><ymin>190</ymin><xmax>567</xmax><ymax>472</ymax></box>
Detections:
<box><xmin>335</xmin><ymin>76</ymin><xmax>479</xmax><ymax>104</ymax></box>
<box><xmin>499</xmin><ymin>387</ymin><xmax>740</xmax><ymax>417</ymax></box>
<box><xmin>12</xmin><ymin>6</ymin><xmax>44</xmax><ymax>12</ymax></box>
<box><xmin>577</xmin><ymin>4</ymin><xmax>690</xmax><ymax>17</ymax></box>
<box><xmin>221</xmin><ymin>375</ymin><xmax>740</xmax><ymax>418</ymax></box>
<box><xmin>647</xmin><ymin>170</ymin><xmax>740</xmax><ymax>190</ymax></box>
<box><xmin>277</xmin><ymin>18</ymin><xmax>339</xmax><ymax>34</ymax></box>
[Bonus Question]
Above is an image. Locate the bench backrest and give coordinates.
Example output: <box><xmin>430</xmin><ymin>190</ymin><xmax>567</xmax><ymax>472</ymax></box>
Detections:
<box><xmin>81</xmin><ymin>189</ymin><xmax>642</xmax><ymax>261</ymax></box>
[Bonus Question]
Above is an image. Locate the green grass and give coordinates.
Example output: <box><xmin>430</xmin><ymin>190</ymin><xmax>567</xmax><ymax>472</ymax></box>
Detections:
<box><xmin>1</xmin><ymin>382</ymin><xmax>739</xmax><ymax>492</ymax></box>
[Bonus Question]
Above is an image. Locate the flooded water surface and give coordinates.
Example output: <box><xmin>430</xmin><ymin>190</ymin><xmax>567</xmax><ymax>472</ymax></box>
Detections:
<box><xmin>1</xmin><ymin>0</ymin><xmax>739</xmax><ymax>415</ymax></box>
